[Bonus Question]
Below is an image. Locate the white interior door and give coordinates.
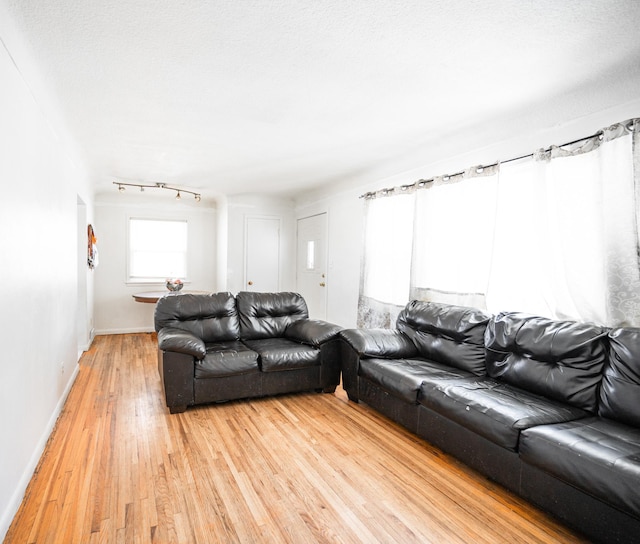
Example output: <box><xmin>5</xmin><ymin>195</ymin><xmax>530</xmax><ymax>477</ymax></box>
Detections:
<box><xmin>296</xmin><ymin>213</ymin><xmax>327</xmax><ymax>319</ymax></box>
<box><xmin>245</xmin><ymin>216</ymin><xmax>280</xmax><ymax>292</ymax></box>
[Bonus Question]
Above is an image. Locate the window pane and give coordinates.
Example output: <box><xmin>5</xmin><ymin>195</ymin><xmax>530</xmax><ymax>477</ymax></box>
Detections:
<box><xmin>129</xmin><ymin>218</ymin><xmax>188</xmax><ymax>280</ymax></box>
<box><xmin>306</xmin><ymin>240</ymin><xmax>315</xmax><ymax>270</ymax></box>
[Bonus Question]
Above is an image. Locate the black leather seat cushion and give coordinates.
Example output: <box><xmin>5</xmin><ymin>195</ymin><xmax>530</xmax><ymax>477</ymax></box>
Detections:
<box><xmin>520</xmin><ymin>417</ymin><xmax>640</xmax><ymax>518</ymax></box>
<box><xmin>420</xmin><ymin>377</ymin><xmax>588</xmax><ymax>450</ymax></box>
<box><xmin>195</xmin><ymin>341</ymin><xmax>259</xmax><ymax>378</ymax></box>
<box><xmin>360</xmin><ymin>358</ymin><xmax>474</xmax><ymax>404</ymax></box>
<box><xmin>243</xmin><ymin>338</ymin><xmax>320</xmax><ymax>372</ymax></box>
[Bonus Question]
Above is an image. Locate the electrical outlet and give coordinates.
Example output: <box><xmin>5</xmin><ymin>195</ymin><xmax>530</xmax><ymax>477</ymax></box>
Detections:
<box><xmin>60</xmin><ymin>361</ymin><xmax>65</xmax><ymax>375</ymax></box>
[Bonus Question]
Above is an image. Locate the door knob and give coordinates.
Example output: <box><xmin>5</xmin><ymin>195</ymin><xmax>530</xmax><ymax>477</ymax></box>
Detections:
<box><xmin>319</xmin><ymin>282</ymin><xmax>326</xmax><ymax>287</ymax></box>
<box><xmin>248</xmin><ymin>281</ymin><xmax>253</xmax><ymax>286</ymax></box>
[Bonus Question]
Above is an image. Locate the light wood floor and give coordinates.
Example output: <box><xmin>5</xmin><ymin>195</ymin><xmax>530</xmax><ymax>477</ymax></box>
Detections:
<box><xmin>6</xmin><ymin>333</ymin><xmax>586</xmax><ymax>543</ymax></box>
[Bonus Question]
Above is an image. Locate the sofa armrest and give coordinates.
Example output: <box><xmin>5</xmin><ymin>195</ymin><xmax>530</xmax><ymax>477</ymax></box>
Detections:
<box><xmin>157</xmin><ymin>349</ymin><xmax>194</xmax><ymax>413</ymax></box>
<box><xmin>157</xmin><ymin>327</ymin><xmax>206</xmax><ymax>359</ymax></box>
<box><xmin>339</xmin><ymin>328</ymin><xmax>418</xmax><ymax>403</ymax></box>
<box><xmin>339</xmin><ymin>328</ymin><xmax>418</xmax><ymax>359</ymax></box>
<box><xmin>285</xmin><ymin>319</ymin><xmax>342</xmax><ymax>347</ymax></box>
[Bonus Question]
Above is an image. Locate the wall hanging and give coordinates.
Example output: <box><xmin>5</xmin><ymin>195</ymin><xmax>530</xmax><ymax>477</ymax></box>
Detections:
<box><xmin>87</xmin><ymin>224</ymin><xmax>98</xmax><ymax>269</ymax></box>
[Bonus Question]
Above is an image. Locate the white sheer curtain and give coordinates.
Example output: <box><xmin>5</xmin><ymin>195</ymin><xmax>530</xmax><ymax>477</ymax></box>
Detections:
<box><xmin>358</xmin><ymin>188</ymin><xmax>415</xmax><ymax>327</ymax></box>
<box><xmin>359</xmin><ymin>118</ymin><xmax>640</xmax><ymax>328</ymax></box>
<box><xmin>483</xmin><ymin>158</ymin><xmax>552</xmax><ymax>316</ymax></box>
<box><xmin>411</xmin><ymin>165</ymin><xmax>499</xmax><ymax>308</ymax></box>
<box><xmin>487</xmin><ymin>121</ymin><xmax>640</xmax><ymax>326</ymax></box>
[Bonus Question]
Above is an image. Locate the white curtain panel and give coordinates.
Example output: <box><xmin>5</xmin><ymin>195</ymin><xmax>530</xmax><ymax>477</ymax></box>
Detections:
<box><xmin>358</xmin><ymin>189</ymin><xmax>415</xmax><ymax>327</ymax></box>
<box><xmin>361</xmin><ymin>189</ymin><xmax>415</xmax><ymax>305</ymax></box>
<box><xmin>411</xmin><ymin>165</ymin><xmax>499</xmax><ymax>309</ymax></box>
<box><xmin>488</xmin><ymin>121</ymin><xmax>640</xmax><ymax>326</ymax></box>
<box><xmin>359</xmin><ymin>119</ymin><xmax>640</xmax><ymax>328</ymax></box>
<box><xmin>358</xmin><ymin>187</ymin><xmax>415</xmax><ymax>328</ymax></box>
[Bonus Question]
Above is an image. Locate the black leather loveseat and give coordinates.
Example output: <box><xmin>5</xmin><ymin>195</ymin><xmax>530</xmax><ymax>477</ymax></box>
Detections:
<box><xmin>155</xmin><ymin>291</ymin><xmax>342</xmax><ymax>414</ymax></box>
<box><xmin>340</xmin><ymin>300</ymin><xmax>640</xmax><ymax>544</ymax></box>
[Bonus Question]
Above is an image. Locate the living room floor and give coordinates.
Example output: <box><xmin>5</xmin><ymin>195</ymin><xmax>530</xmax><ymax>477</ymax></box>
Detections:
<box><xmin>6</xmin><ymin>334</ymin><xmax>584</xmax><ymax>543</ymax></box>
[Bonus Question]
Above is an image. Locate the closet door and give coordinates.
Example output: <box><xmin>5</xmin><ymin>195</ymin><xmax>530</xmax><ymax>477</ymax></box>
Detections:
<box><xmin>244</xmin><ymin>216</ymin><xmax>280</xmax><ymax>292</ymax></box>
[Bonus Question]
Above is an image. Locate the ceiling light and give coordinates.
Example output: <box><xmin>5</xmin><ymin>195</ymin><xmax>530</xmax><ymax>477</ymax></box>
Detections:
<box><xmin>112</xmin><ymin>181</ymin><xmax>202</xmax><ymax>202</ymax></box>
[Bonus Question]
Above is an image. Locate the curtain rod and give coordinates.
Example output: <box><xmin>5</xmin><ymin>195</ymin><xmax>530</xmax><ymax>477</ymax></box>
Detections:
<box><xmin>358</xmin><ymin>125</ymin><xmax>614</xmax><ymax>199</ymax></box>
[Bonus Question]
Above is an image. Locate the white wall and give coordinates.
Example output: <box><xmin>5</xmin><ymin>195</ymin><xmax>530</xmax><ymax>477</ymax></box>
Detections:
<box><xmin>0</xmin><ymin>9</ymin><xmax>93</xmax><ymax>539</ymax></box>
<box><xmin>93</xmin><ymin>196</ymin><xmax>217</xmax><ymax>334</ymax></box>
<box><xmin>295</xmin><ymin>98</ymin><xmax>640</xmax><ymax>329</ymax></box>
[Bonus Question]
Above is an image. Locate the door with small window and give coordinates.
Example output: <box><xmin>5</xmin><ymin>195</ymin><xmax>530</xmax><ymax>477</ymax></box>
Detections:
<box><xmin>296</xmin><ymin>213</ymin><xmax>327</xmax><ymax>320</ymax></box>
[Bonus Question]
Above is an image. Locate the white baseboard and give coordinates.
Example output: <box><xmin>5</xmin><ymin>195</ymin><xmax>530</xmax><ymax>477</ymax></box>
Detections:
<box><xmin>95</xmin><ymin>326</ymin><xmax>155</xmax><ymax>335</ymax></box>
<box><xmin>0</xmin><ymin>364</ymin><xmax>80</xmax><ymax>541</ymax></box>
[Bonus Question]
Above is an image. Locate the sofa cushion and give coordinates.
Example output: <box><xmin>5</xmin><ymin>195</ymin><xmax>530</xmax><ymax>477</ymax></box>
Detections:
<box><xmin>195</xmin><ymin>341</ymin><xmax>259</xmax><ymax>378</ymax></box>
<box><xmin>396</xmin><ymin>301</ymin><xmax>491</xmax><ymax>376</ymax></box>
<box><xmin>360</xmin><ymin>358</ymin><xmax>474</xmax><ymax>404</ymax></box>
<box><xmin>485</xmin><ymin>312</ymin><xmax>608</xmax><ymax>412</ymax></box>
<box><xmin>155</xmin><ymin>292</ymin><xmax>240</xmax><ymax>343</ymax></box>
<box><xmin>237</xmin><ymin>291</ymin><xmax>308</xmax><ymax>340</ymax></box>
<box><xmin>600</xmin><ymin>328</ymin><xmax>640</xmax><ymax>427</ymax></box>
<box><xmin>420</xmin><ymin>377</ymin><xmax>588</xmax><ymax>451</ymax></box>
<box><xmin>520</xmin><ymin>417</ymin><xmax>640</xmax><ymax>518</ymax></box>
<box><xmin>243</xmin><ymin>338</ymin><xmax>320</xmax><ymax>372</ymax></box>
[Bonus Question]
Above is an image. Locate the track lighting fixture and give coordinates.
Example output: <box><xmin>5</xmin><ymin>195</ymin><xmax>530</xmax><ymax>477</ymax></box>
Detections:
<box><xmin>113</xmin><ymin>181</ymin><xmax>201</xmax><ymax>202</ymax></box>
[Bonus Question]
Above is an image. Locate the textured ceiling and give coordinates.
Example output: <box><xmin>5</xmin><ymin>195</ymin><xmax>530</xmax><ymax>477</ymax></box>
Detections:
<box><xmin>4</xmin><ymin>0</ymin><xmax>640</xmax><ymax>200</ymax></box>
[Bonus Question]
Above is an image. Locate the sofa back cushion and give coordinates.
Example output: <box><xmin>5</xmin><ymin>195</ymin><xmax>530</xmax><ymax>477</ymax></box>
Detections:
<box><xmin>485</xmin><ymin>312</ymin><xmax>607</xmax><ymax>412</ymax></box>
<box><xmin>396</xmin><ymin>301</ymin><xmax>491</xmax><ymax>375</ymax></box>
<box><xmin>599</xmin><ymin>328</ymin><xmax>640</xmax><ymax>427</ymax></box>
<box><xmin>154</xmin><ymin>292</ymin><xmax>240</xmax><ymax>342</ymax></box>
<box><xmin>237</xmin><ymin>291</ymin><xmax>308</xmax><ymax>340</ymax></box>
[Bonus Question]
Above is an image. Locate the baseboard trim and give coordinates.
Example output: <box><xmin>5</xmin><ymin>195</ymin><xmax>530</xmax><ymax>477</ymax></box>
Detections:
<box><xmin>95</xmin><ymin>326</ymin><xmax>155</xmax><ymax>335</ymax></box>
<box><xmin>0</xmin><ymin>363</ymin><xmax>80</xmax><ymax>541</ymax></box>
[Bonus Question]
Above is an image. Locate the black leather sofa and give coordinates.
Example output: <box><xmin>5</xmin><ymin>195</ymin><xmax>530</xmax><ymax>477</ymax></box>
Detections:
<box><xmin>155</xmin><ymin>291</ymin><xmax>342</xmax><ymax>414</ymax></box>
<box><xmin>340</xmin><ymin>300</ymin><xmax>640</xmax><ymax>544</ymax></box>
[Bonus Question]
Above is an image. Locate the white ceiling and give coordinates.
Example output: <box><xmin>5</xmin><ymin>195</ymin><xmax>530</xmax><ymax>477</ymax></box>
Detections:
<box><xmin>4</xmin><ymin>0</ymin><xmax>640</xmax><ymax>201</ymax></box>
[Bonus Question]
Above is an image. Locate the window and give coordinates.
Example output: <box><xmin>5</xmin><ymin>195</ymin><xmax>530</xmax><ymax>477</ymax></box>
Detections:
<box><xmin>128</xmin><ymin>218</ymin><xmax>188</xmax><ymax>282</ymax></box>
<box><xmin>306</xmin><ymin>240</ymin><xmax>316</xmax><ymax>270</ymax></box>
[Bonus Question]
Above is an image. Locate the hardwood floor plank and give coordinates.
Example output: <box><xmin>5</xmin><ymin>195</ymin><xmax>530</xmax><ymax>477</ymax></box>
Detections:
<box><xmin>5</xmin><ymin>333</ymin><xmax>586</xmax><ymax>543</ymax></box>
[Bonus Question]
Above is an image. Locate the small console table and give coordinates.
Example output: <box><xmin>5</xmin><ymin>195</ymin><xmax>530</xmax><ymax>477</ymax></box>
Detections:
<box><xmin>132</xmin><ymin>291</ymin><xmax>209</xmax><ymax>303</ymax></box>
